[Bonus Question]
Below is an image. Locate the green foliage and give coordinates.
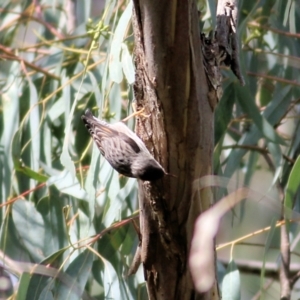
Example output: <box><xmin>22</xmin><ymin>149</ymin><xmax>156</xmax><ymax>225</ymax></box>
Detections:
<box><xmin>222</xmin><ymin>260</ymin><xmax>241</xmax><ymax>300</ymax></box>
<box><xmin>0</xmin><ymin>0</ymin><xmax>299</xmax><ymax>299</ymax></box>
<box><xmin>212</xmin><ymin>0</ymin><xmax>300</xmax><ymax>298</ymax></box>
<box><xmin>0</xmin><ymin>0</ymin><xmax>141</xmax><ymax>299</ymax></box>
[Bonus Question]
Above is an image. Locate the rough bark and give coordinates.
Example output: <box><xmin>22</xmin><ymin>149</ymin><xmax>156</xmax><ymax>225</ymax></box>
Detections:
<box><xmin>215</xmin><ymin>0</ymin><xmax>244</xmax><ymax>85</ymax></box>
<box><xmin>131</xmin><ymin>0</ymin><xmax>217</xmax><ymax>299</ymax></box>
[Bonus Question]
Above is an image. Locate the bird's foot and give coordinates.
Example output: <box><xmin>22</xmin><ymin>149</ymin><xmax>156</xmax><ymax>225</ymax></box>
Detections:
<box><xmin>122</xmin><ymin>103</ymin><xmax>150</xmax><ymax>122</ymax></box>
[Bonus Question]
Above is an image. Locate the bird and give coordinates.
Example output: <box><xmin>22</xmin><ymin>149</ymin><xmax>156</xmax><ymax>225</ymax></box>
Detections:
<box><xmin>81</xmin><ymin>109</ymin><xmax>165</xmax><ymax>181</ymax></box>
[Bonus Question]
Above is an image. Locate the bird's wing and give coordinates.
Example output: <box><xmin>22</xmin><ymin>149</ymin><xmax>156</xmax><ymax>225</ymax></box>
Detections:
<box><xmin>82</xmin><ymin>110</ymin><xmax>140</xmax><ymax>154</ymax></box>
<box><xmin>117</xmin><ymin>132</ymin><xmax>140</xmax><ymax>153</ymax></box>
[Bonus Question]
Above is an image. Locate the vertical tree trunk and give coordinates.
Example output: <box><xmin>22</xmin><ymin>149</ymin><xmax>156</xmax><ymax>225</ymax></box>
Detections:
<box><xmin>132</xmin><ymin>0</ymin><xmax>218</xmax><ymax>299</ymax></box>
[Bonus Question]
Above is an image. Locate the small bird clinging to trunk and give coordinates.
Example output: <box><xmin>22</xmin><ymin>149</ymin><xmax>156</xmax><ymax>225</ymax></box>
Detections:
<box><xmin>81</xmin><ymin>109</ymin><xmax>165</xmax><ymax>181</ymax></box>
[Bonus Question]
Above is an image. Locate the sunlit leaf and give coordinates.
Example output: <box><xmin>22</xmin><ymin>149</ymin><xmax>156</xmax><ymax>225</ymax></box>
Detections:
<box><xmin>60</xmin><ymin>72</ymin><xmax>76</xmax><ymax>179</ymax></box>
<box><xmin>54</xmin><ymin>250</ymin><xmax>93</xmax><ymax>300</ymax></box>
<box><xmin>47</xmin><ymin>170</ymin><xmax>89</xmax><ymax>201</ymax></box>
<box><xmin>215</xmin><ymin>82</ymin><xmax>235</xmax><ymax>145</ymax></box>
<box><xmin>16</xmin><ymin>272</ymin><xmax>31</xmax><ymax>300</ymax></box>
<box><xmin>285</xmin><ymin>156</ymin><xmax>300</xmax><ymax>209</ymax></box>
<box><xmin>121</xmin><ymin>43</ymin><xmax>135</xmax><ymax>84</ymax></box>
<box><xmin>12</xmin><ymin>200</ymin><xmax>46</xmax><ymax>262</ymax></box>
<box><xmin>109</xmin><ymin>0</ymin><xmax>133</xmax><ymax>84</ymax></box>
<box><xmin>235</xmin><ymin>84</ymin><xmax>285</xmax><ymax>144</ymax></box>
<box><xmin>222</xmin><ymin>260</ymin><xmax>240</xmax><ymax>300</ymax></box>
<box><xmin>1</xmin><ymin>0</ymin><xmax>300</xmax><ymax>299</ymax></box>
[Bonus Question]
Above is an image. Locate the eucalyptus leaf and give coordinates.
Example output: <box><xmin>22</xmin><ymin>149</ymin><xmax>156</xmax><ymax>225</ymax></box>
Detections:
<box><xmin>16</xmin><ymin>273</ymin><xmax>31</xmax><ymax>300</ymax></box>
<box><xmin>121</xmin><ymin>43</ymin><xmax>135</xmax><ymax>84</ymax></box>
<box><xmin>47</xmin><ymin>170</ymin><xmax>89</xmax><ymax>201</ymax></box>
<box><xmin>222</xmin><ymin>260</ymin><xmax>241</xmax><ymax>300</ymax></box>
<box><xmin>285</xmin><ymin>156</ymin><xmax>300</xmax><ymax>210</ymax></box>
<box><xmin>60</xmin><ymin>72</ymin><xmax>76</xmax><ymax>179</ymax></box>
<box><xmin>235</xmin><ymin>84</ymin><xmax>285</xmax><ymax>144</ymax></box>
<box><xmin>12</xmin><ymin>200</ymin><xmax>46</xmax><ymax>262</ymax></box>
<box><xmin>54</xmin><ymin>250</ymin><xmax>93</xmax><ymax>300</ymax></box>
<box><xmin>109</xmin><ymin>0</ymin><xmax>133</xmax><ymax>83</ymax></box>
<box><xmin>28</xmin><ymin>79</ymin><xmax>40</xmax><ymax>173</ymax></box>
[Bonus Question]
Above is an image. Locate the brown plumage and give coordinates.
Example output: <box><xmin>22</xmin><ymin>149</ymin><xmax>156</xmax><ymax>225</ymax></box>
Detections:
<box><xmin>81</xmin><ymin>109</ymin><xmax>165</xmax><ymax>181</ymax></box>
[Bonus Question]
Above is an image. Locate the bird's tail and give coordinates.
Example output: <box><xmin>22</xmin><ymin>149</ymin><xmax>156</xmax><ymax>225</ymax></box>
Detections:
<box><xmin>81</xmin><ymin>109</ymin><xmax>115</xmax><ymax>139</ymax></box>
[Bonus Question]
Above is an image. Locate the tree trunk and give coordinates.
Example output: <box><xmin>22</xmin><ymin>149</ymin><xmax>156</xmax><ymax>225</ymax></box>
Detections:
<box><xmin>132</xmin><ymin>0</ymin><xmax>218</xmax><ymax>299</ymax></box>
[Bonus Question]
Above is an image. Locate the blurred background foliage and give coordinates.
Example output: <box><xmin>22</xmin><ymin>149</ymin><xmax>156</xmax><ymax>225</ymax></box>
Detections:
<box><xmin>0</xmin><ymin>0</ymin><xmax>300</xmax><ymax>299</ymax></box>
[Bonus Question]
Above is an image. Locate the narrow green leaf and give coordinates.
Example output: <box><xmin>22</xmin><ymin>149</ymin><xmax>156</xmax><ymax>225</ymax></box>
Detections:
<box><xmin>285</xmin><ymin>156</ymin><xmax>300</xmax><ymax>209</ymax></box>
<box><xmin>268</xmin><ymin>142</ymin><xmax>282</xmax><ymax>185</ymax></box>
<box><xmin>235</xmin><ymin>85</ymin><xmax>285</xmax><ymax>144</ymax></box>
<box><xmin>47</xmin><ymin>170</ymin><xmax>89</xmax><ymax>201</ymax></box>
<box><xmin>260</xmin><ymin>218</ymin><xmax>277</xmax><ymax>300</ymax></box>
<box><xmin>48</xmin><ymin>97</ymin><xmax>65</xmax><ymax>122</ymax></box>
<box><xmin>222</xmin><ymin>260</ymin><xmax>241</xmax><ymax>300</ymax></box>
<box><xmin>16</xmin><ymin>163</ymin><xmax>48</xmax><ymax>183</ymax></box>
<box><xmin>16</xmin><ymin>273</ymin><xmax>31</xmax><ymax>300</ymax></box>
<box><xmin>215</xmin><ymin>83</ymin><xmax>235</xmax><ymax>145</ymax></box>
<box><xmin>244</xmin><ymin>151</ymin><xmax>258</xmax><ymax>187</ymax></box>
<box><xmin>54</xmin><ymin>249</ymin><xmax>94</xmax><ymax>300</ymax></box>
<box><xmin>28</xmin><ymin>79</ymin><xmax>40</xmax><ymax>173</ymax></box>
<box><xmin>102</xmin><ymin>256</ymin><xmax>123</xmax><ymax>299</ymax></box>
<box><xmin>41</xmin><ymin>247</ymin><xmax>69</xmax><ymax>267</ymax></box>
<box><xmin>109</xmin><ymin>60</ymin><xmax>123</xmax><ymax>84</ymax></box>
<box><xmin>1</xmin><ymin>61</ymin><xmax>20</xmax><ymax>155</ymax></box>
<box><xmin>42</xmin><ymin>113</ymin><xmax>52</xmax><ymax>168</ymax></box>
<box><xmin>38</xmin><ymin>282</ymin><xmax>55</xmax><ymax>300</ymax></box>
<box><xmin>12</xmin><ymin>200</ymin><xmax>46</xmax><ymax>262</ymax></box>
<box><xmin>26</xmin><ymin>274</ymin><xmax>50</xmax><ymax>300</ymax></box>
<box><xmin>60</xmin><ymin>72</ymin><xmax>76</xmax><ymax>179</ymax></box>
<box><xmin>262</xmin><ymin>85</ymin><xmax>291</xmax><ymax>124</ymax></box>
<box><xmin>121</xmin><ymin>43</ymin><xmax>135</xmax><ymax>84</ymax></box>
<box><xmin>109</xmin><ymin>0</ymin><xmax>133</xmax><ymax>83</ymax></box>
<box><xmin>11</xmin><ymin>130</ymin><xmax>22</xmax><ymax>168</ymax></box>
<box><xmin>37</xmin><ymin>192</ymin><xmax>68</xmax><ymax>254</ymax></box>
<box><xmin>87</xmin><ymin>71</ymin><xmax>103</xmax><ymax>108</ymax></box>
<box><xmin>102</xmin><ymin>172</ymin><xmax>121</xmax><ymax>227</ymax></box>
<box><xmin>0</xmin><ymin>212</ymin><xmax>31</xmax><ymax>262</ymax></box>
<box><xmin>84</xmin><ymin>145</ymin><xmax>100</xmax><ymax>224</ymax></box>
<box><xmin>224</xmin><ymin>85</ymin><xmax>291</xmax><ymax>179</ymax></box>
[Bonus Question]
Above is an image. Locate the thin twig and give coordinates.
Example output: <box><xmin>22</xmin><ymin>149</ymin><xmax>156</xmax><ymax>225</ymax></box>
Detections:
<box><xmin>0</xmin><ymin>45</ymin><xmax>60</xmax><ymax>80</ymax></box>
<box><xmin>247</xmin><ymin>71</ymin><xmax>300</xmax><ymax>87</ymax></box>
